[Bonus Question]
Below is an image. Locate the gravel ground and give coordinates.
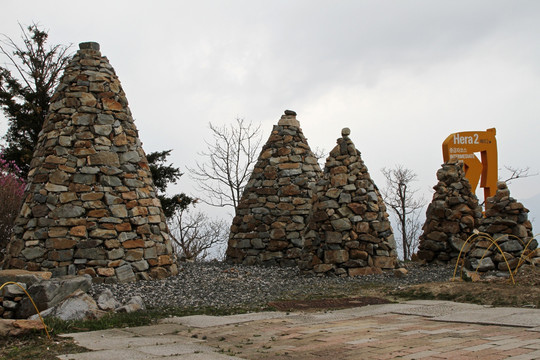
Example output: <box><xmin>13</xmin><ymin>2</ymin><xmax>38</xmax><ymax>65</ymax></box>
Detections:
<box><xmin>89</xmin><ymin>262</ymin><xmax>456</xmax><ymax>309</ymax></box>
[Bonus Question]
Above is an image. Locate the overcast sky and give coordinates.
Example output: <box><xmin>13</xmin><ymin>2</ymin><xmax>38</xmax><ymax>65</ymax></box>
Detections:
<box><xmin>1</xmin><ymin>0</ymin><xmax>539</xmax><ymax>232</ymax></box>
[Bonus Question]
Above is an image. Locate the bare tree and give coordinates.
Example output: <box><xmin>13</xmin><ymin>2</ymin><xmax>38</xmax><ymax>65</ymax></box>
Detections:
<box><xmin>188</xmin><ymin>118</ymin><xmax>262</xmax><ymax>210</ymax></box>
<box><xmin>500</xmin><ymin>165</ymin><xmax>538</xmax><ymax>184</ymax></box>
<box><xmin>381</xmin><ymin>165</ymin><xmax>425</xmax><ymax>260</ymax></box>
<box><xmin>169</xmin><ymin>205</ymin><xmax>229</xmax><ymax>261</ymax></box>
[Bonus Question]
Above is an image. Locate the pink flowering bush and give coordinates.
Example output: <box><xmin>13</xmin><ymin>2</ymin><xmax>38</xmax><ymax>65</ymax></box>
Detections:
<box><xmin>0</xmin><ymin>149</ymin><xmax>26</xmax><ymax>263</ymax></box>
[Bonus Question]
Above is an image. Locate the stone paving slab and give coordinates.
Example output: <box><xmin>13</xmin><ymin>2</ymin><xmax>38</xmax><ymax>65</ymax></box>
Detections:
<box><xmin>394</xmin><ymin>300</ymin><xmax>485</xmax><ymax>317</ymax></box>
<box><xmin>58</xmin><ymin>301</ymin><xmax>540</xmax><ymax>360</ymax></box>
<box><xmin>432</xmin><ymin>307</ymin><xmax>540</xmax><ymax>328</ymax></box>
<box><xmin>161</xmin><ymin>312</ymin><xmax>285</xmax><ymax>328</ymax></box>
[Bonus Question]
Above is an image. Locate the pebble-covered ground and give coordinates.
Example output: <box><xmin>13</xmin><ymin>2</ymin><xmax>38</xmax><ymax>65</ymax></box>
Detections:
<box><xmin>89</xmin><ymin>262</ymin><xmax>456</xmax><ymax>309</ymax></box>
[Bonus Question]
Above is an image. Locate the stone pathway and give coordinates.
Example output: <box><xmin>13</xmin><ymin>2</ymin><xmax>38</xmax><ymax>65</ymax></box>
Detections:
<box><xmin>58</xmin><ymin>301</ymin><xmax>540</xmax><ymax>360</ymax></box>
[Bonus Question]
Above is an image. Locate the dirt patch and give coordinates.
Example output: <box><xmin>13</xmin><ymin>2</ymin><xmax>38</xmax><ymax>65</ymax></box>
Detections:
<box><xmin>268</xmin><ymin>296</ymin><xmax>392</xmax><ymax>311</ymax></box>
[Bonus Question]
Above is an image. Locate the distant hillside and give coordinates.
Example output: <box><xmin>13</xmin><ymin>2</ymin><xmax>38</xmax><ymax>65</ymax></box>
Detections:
<box><xmin>522</xmin><ymin>193</ymin><xmax>540</xmax><ymax>236</ymax></box>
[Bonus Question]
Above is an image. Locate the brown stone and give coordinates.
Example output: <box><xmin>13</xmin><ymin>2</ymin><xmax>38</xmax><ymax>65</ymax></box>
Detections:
<box><xmin>46</xmin><ymin>238</ymin><xmax>77</xmax><ymax>250</ymax></box>
<box><xmin>277</xmin><ymin>163</ymin><xmax>301</xmax><ymax>170</ymax></box>
<box><xmin>115</xmin><ymin>222</ymin><xmax>132</xmax><ymax>231</ymax></box>
<box><xmin>149</xmin><ymin>267</ymin><xmax>170</xmax><ymax>279</ymax></box>
<box><xmin>393</xmin><ymin>268</ymin><xmax>408</xmax><ymax>277</ymax></box>
<box><xmin>81</xmin><ymin>192</ymin><xmax>104</xmax><ymax>201</ymax></box>
<box><xmin>350</xmin><ymin>249</ymin><xmax>368</xmax><ymax>260</ymax></box>
<box><xmin>69</xmin><ymin>225</ymin><xmax>87</xmax><ymax>237</ymax></box>
<box><xmin>314</xmin><ymin>263</ymin><xmax>333</xmax><ymax>273</ymax></box>
<box><xmin>122</xmin><ymin>239</ymin><xmax>145</xmax><ymax>249</ymax></box>
<box><xmin>88</xmin><ymin>151</ymin><xmax>120</xmax><ymax>166</ymax></box>
<box><xmin>324</xmin><ymin>250</ymin><xmax>349</xmax><ymax>264</ymax></box>
<box><xmin>0</xmin><ymin>319</ymin><xmax>46</xmax><ymax>337</ymax></box>
<box><xmin>78</xmin><ymin>268</ymin><xmax>96</xmax><ymax>277</ymax></box>
<box><xmin>348</xmin><ymin>203</ymin><xmax>366</xmax><ymax>215</ymax></box>
<box><xmin>87</xmin><ymin>209</ymin><xmax>109</xmax><ymax>218</ymax></box>
<box><xmin>373</xmin><ymin>256</ymin><xmax>396</xmax><ymax>269</ymax></box>
<box><xmin>158</xmin><ymin>255</ymin><xmax>172</xmax><ymax>266</ymax></box>
<box><xmin>268</xmin><ymin>240</ymin><xmax>289</xmax><ymax>251</ymax></box>
<box><xmin>102</xmin><ymin>98</ymin><xmax>123</xmax><ymax>111</ymax></box>
<box><xmin>281</xmin><ymin>185</ymin><xmax>300</xmax><ymax>196</ymax></box>
<box><xmin>97</xmin><ymin>267</ymin><xmax>115</xmax><ymax>277</ymax></box>
<box><xmin>330</xmin><ymin>174</ymin><xmax>348</xmax><ymax>187</ymax></box>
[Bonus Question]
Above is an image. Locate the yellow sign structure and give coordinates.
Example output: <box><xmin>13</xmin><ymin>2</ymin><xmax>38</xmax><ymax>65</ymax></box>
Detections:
<box><xmin>442</xmin><ymin>128</ymin><xmax>498</xmax><ymax>200</ymax></box>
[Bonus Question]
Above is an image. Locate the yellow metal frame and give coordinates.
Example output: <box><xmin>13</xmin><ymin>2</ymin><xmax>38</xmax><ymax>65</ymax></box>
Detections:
<box><xmin>452</xmin><ymin>231</ymin><xmax>539</xmax><ymax>285</ymax></box>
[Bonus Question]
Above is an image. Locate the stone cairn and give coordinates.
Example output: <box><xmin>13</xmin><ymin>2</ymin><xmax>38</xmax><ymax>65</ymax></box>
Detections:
<box><xmin>226</xmin><ymin>110</ymin><xmax>322</xmax><ymax>266</ymax></box>
<box><xmin>466</xmin><ymin>181</ymin><xmax>537</xmax><ymax>271</ymax></box>
<box><xmin>2</xmin><ymin>42</ymin><xmax>177</xmax><ymax>283</ymax></box>
<box><xmin>417</xmin><ymin>161</ymin><xmax>483</xmax><ymax>264</ymax></box>
<box><xmin>301</xmin><ymin>128</ymin><xmax>398</xmax><ymax>276</ymax></box>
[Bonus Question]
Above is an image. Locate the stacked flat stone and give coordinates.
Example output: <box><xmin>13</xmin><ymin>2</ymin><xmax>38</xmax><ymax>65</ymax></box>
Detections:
<box><xmin>2</xmin><ymin>42</ymin><xmax>177</xmax><ymax>283</ymax></box>
<box><xmin>226</xmin><ymin>111</ymin><xmax>322</xmax><ymax>266</ymax></box>
<box><xmin>467</xmin><ymin>181</ymin><xmax>537</xmax><ymax>271</ymax></box>
<box><xmin>301</xmin><ymin>128</ymin><xmax>397</xmax><ymax>276</ymax></box>
<box><xmin>417</xmin><ymin>161</ymin><xmax>483</xmax><ymax>264</ymax></box>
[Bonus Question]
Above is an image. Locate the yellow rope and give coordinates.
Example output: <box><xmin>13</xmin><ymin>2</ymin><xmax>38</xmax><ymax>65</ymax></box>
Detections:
<box><xmin>452</xmin><ymin>231</ymin><xmax>540</xmax><ymax>285</ymax></box>
<box><xmin>0</xmin><ymin>281</ymin><xmax>51</xmax><ymax>340</ymax></box>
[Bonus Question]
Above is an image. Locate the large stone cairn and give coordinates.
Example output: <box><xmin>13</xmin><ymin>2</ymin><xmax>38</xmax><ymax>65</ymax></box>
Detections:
<box><xmin>226</xmin><ymin>110</ymin><xmax>322</xmax><ymax>266</ymax></box>
<box><xmin>301</xmin><ymin>128</ymin><xmax>398</xmax><ymax>276</ymax></box>
<box><xmin>466</xmin><ymin>181</ymin><xmax>537</xmax><ymax>271</ymax></box>
<box><xmin>2</xmin><ymin>42</ymin><xmax>177</xmax><ymax>283</ymax></box>
<box><xmin>417</xmin><ymin>161</ymin><xmax>483</xmax><ymax>263</ymax></box>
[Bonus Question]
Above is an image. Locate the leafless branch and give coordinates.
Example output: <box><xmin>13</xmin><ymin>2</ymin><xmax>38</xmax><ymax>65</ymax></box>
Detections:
<box><xmin>381</xmin><ymin>165</ymin><xmax>425</xmax><ymax>260</ymax></box>
<box><xmin>501</xmin><ymin>165</ymin><xmax>538</xmax><ymax>184</ymax></box>
<box><xmin>187</xmin><ymin>118</ymin><xmax>262</xmax><ymax>210</ymax></box>
<box><xmin>168</xmin><ymin>207</ymin><xmax>228</xmax><ymax>261</ymax></box>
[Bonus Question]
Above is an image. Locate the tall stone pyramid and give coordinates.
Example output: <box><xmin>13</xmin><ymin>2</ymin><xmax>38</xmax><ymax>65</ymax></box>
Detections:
<box><xmin>226</xmin><ymin>110</ymin><xmax>322</xmax><ymax>266</ymax></box>
<box><xmin>417</xmin><ymin>161</ymin><xmax>482</xmax><ymax>263</ymax></box>
<box><xmin>301</xmin><ymin>128</ymin><xmax>397</xmax><ymax>276</ymax></box>
<box><xmin>3</xmin><ymin>42</ymin><xmax>177</xmax><ymax>282</ymax></box>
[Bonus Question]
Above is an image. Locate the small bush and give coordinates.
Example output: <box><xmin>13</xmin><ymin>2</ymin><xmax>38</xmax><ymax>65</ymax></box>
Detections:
<box><xmin>0</xmin><ymin>150</ymin><xmax>26</xmax><ymax>263</ymax></box>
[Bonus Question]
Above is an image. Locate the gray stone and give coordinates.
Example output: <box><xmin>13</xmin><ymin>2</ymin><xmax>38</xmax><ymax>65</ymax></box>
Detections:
<box><xmin>110</xmin><ymin>205</ymin><xmax>128</xmax><ymax>217</ymax></box>
<box><xmin>100</xmin><ymin>175</ymin><xmax>122</xmax><ymax>187</ymax></box>
<box><xmin>120</xmin><ymin>151</ymin><xmax>141</xmax><ymax>163</ymax></box>
<box><xmin>115</xmin><ymin>264</ymin><xmax>136</xmax><ymax>283</ymax></box>
<box><xmin>72</xmin><ymin>113</ymin><xmax>94</xmax><ymax>125</ymax></box>
<box><xmin>89</xmin><ymin>151</ymin><xmax>120</xmax><ymax>166</ymax></box>
<box><xmin>30</xmin><ymin>289</ymin><xmax>101</xmax><ymax>321</ymax></box>
<box><xmin>2</xmin><ymin>300</ymin><xmax>18</xmax><ymax>309</ymax></box>
<box><xmin>467</xmin><ymin>257</ymin><xmax>496</xmax><ymax>272</ymax></box>
<box><xmin>108</xmin><ymin>248</ymin><xmax>124</xmax><ymax>260</ymax></box>
<box><xmin>116</xmin><ymin>295</ymin><xmax>145</xmax><ymax>313</ymax></box>
<box><xmin>51</xmin><ymin>204</ymin><xmax>85</xmax><ymax>218</ymax></box>
<box><xmin>97</xmin><ymin>289</ymin><xmax>121</xmax><ymax>311</ymax></box>
<box><xmin>499</xmin><ymin>239</ymin><xmax>524</xmax><ymax>253</ymax></box>
<box><xmin>2</xmin><ymin>283</ymin><xmax>26</xmax><ymax>297</ymax></box>
<box><xmin>331</xmin><ymin>218</ymin><xmax>352</xmax><ymax>231</ymax></box>
<box><xmin>93</xmin><ymin>124</ymin><xmax>112</xmax><ymax>135</ymax></box>
<box><xmin>75</xmin><ymin>248</ymin><xmax>107</xmax><ymax>260</ymax></box>
<box><xmin>131</xmin><ymin>260</ymin><xmax>149</xmax><ymax>271</ymax></box>
<box><xmin>21</xmin><ymin>247</ymin><xmax>46</xmax><ymax>260</ymax></box>
<box><xmin>17</xmin><ymin>275</ymin><xmax>92</xmax><ymax>318</ymax></box>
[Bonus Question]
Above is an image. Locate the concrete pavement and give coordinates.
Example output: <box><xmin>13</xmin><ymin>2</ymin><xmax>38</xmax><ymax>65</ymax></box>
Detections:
<box><xmin>58</xmin><ymin>300</ymin><xmax>540</xmax><ymax>359</ymax></box>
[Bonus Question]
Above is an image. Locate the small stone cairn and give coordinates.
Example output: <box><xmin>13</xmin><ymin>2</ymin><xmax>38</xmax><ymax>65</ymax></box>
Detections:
<box><xmin>301</xmin><ymin>128</ymin><xmax>398</xmax><ymax>276</ymax></box>
<box><xmin>2</xmin><ymin>42</ymin><xmax>177</xmax><ymax>282</ymax></box>
<box><xmin>417</xmin><ymin>161</ymin><xmax>483</xmax><ymax>263</ymax></box>
<box><xmin>466</xmin><ymin>181</ymin><xmax>537</xmax><ymax>271</ymax></box>
<box><xmin>226</xmin><ymin>111</ymin><xmax>322</xmax><ymax>266</ymax></box>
